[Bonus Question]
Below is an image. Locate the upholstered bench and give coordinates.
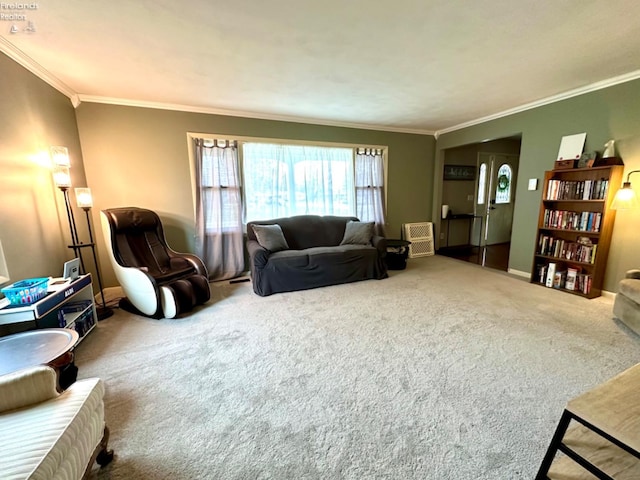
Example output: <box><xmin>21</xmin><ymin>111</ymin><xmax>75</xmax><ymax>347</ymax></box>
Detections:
<box><xmin>0</xmin><ymin>366</ymin><xmax>113</xmax><ymax>479</ymax></box>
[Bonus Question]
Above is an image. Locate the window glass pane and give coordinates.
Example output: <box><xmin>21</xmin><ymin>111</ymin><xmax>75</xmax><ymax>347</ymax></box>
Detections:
<box><xmin>243</xmin><ymin>143</ymin><xmax>355</xmax><ymax>222</ymax></box>
<box><xmin>477</xmin><ymin>163</ymin><xmax>487</xmax><ymax>204</ymax></box>
<box><xmin>203</xmin><ymin>187</ymin><xmax>242</xmax><ymax>231</ymax></box>
<box><xmin>495</xmin><ymin>163</ymin><xmax>512</xmax><ymax>204</ymax></box>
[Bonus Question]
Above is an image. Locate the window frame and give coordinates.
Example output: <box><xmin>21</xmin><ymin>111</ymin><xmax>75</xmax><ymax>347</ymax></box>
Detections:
<box><xmin>187</xmin><ymin>133</ymin><xmax>388</xmax><ymax>228</ymax></box>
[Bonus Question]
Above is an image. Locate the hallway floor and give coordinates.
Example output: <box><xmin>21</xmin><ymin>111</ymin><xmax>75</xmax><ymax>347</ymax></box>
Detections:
<box><xmin>437</xmin><ymin>242</ymin><xmax>510</xmax><ymax>272</ymax></box>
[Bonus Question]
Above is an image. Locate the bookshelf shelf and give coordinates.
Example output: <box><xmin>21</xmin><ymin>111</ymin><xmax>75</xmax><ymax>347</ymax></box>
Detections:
<box><xmin>533</xmin><ymin>254</ymin><xmax>594</xmax><ymax>268</ymax></box>
<box><xmin>538</xmin><ymin>228</ymin><xmax>601</xmax><ymax>236</ymax></box>
<box><xmin>531</xmin><ymin>165</ymin><xmax>623</xmax><ymax>299</ymax></box>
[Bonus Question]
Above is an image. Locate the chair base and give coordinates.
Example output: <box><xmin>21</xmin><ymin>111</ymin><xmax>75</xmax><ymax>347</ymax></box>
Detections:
<box><xmin>118</xmin><ymin>297</ymin><xmax>151</xmax><ymax>317</ymax></box>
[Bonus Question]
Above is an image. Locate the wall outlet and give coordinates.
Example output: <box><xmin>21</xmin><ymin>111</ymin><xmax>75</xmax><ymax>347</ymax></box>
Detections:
<box><xmin>467</xmin><ymin>194</ymin><xmax>473</xmax><ymax>201</ymax></box>
<box><xmin>440</xmin><ymin>232</ymin><xmax>445</xmax><ymax>239</ymax></box>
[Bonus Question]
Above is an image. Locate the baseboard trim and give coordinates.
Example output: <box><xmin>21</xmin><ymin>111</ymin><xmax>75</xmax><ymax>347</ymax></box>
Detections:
<box><xmin>600</xmin><ymin>289</ymin><xmax>616</xmax><ymax>300</ymax></box>
<box><xmin>508</xmin><ymin>268</ymin><xmax>531</xmax><ymax>279</ymax></box>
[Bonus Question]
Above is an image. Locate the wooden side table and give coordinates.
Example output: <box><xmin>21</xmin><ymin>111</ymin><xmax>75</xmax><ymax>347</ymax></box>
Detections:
<box><xmin>0</xmin><ymin>328</ymin><xmax>79</xmax><ymax>389</ymax></box>
<box><xmin>537</xmin><ymin>363</ymin><xmax>640</xmax><ymax>478</ymax></box>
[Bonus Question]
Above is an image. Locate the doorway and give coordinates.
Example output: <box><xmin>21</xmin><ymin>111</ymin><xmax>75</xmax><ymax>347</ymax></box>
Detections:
<box><xmin>473</xmin><ymin>153</ymin><xmax>519</xmax><ymax>270</ymax></box>
<box><xmin>438</xmin><ymin>138</ymin><xmax>521</xmax><ymax>272</ymax></box>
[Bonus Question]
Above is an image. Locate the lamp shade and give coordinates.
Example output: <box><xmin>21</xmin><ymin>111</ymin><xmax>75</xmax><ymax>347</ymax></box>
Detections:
<box><xmin>611</xmin><ymin>182</ymin><xmax>639</xmax><ymax>210</ymax></box>
<box><xmin>75</xmin><ymin>187</ymin><xmax>93</xmax><ymax>209</ymax></box>
<box><xmin>53</xmin><ymin>166</ymin><xmax>71</xmax><ymax>189</ymax></box>
<box><xmin>50</xmin><ymin>146</ymin><xmax>70</xmax><ymax>166</ymax></box>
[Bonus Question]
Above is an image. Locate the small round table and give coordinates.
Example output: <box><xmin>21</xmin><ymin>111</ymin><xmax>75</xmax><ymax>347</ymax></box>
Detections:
<box><xmin>0</xmin><ymin>328</ymin><xmax>79</xmax><ymax>377</ymax></box>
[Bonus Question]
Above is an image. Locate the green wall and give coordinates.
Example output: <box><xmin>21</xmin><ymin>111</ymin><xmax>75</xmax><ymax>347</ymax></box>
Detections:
<box><xmin>436</xmin><ymin>79</ymin><xmax>640</xmax><ymax>292</ymax></box>
<box><xmin>3</xmin><ymin>46</ymin><xmax>638</xmax><ymax>295</ymax></box>
<box><xmin>0</xmin><ymin>52</ymin><xmax>89</xmax><ymax>288</ymax></box>
<box><xmin>75</xmin><ymin>103</ymin><xmax>435</xmax><ymax>286</ymax></box>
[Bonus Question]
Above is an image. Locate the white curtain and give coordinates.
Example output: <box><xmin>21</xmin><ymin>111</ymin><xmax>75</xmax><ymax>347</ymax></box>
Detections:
<box><xmin>242</xmin><ymin>143</ymin><xmax>355</xmax><ymax>222</ymax></box>
<box><xmin>194</xmin><ymin>138</ymin><xmax>244</xmax><ymax>281</ymax></box>
<box><xmin>355</xmin><ymin>148</ymin><xmax>387</xmax><ymax>236</ymax></box>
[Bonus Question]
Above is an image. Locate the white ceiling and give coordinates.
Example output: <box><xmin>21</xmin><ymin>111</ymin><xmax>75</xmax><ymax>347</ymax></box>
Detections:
<box><xmin>3</xmin><ymin>0</ymin><xmax>640</xmax><ymax>134</ymax></box>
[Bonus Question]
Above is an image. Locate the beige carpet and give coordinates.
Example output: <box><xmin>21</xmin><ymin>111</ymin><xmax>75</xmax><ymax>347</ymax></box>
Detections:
<box><xmin>76</xmin><ymin>255</ymin><xmax>640</xmax><ymax>480</ymax></box>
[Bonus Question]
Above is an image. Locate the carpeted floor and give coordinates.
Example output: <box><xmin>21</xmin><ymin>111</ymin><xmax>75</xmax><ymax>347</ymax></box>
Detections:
<box><xmin>76</xmin><ymin>255</ymin><xmax>639</xmax><ymax>480</ymax></box>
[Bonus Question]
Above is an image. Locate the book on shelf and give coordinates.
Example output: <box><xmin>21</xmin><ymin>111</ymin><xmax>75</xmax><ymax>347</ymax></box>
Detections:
<box><xmin>57</xmin><ymin>300</ymin><xmax>93</xmax><ymax>328</ymax></box>
<box><xmin>565</xmin><ymin>268</ymin><xmax>578</xmax><ymax>291</ymax></box>
<box><xmin>546</xmin><ymin>179</ymin><xmax>609</xmax><ymax>201</ymax></box>
<box><xmin>537</xmin><ymin>264</ymin><xmax>547</xmax><ymax>284</ymax></box>
<box><xmin>542</xmin><ymin>209</ymin><xmax>601</xmax><ymax>232</ymax></box>
<box><xmin>575</xmin><ymin>273</ymin><xmax>592</xmax><ymax>294</ymax></box>
<box><xmin>545</xmin><ymin>263</ymin><xmax>557</xmax><ymax>288</ymax></box>
<box><xmin>553</xmin><ymin>270</ymin><xmax>566</xmax><ymax>289</ymax></box>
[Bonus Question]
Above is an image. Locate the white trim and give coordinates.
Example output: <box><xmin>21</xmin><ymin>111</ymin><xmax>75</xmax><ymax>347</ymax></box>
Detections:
<box><xmin>600</xmin><ymin>290</ymin><xmax>616</xmax><ymax>301</ymax></box>
<box><xmin>80</xmin><ymin>95</ymin><xmax>435</xmax><ymax>135</ymax></box>
<box><xmin>4</xmin><ymin>34</ymin><xmax>640</xmax><ymax>136</ymax></box>
<box><xmin>435</xmin><ymin>69</ymin><xmax>640</xmax><ymax>136</ymax></box>
<box><xmin>508</xmin><ymin>268</ymin><xmax>530</xmax><ymax>279</ymax></box>
<box><xmin>0</xmin><ymin>37</ymin><xmax>77</xmax><ymax>102</ymax></box>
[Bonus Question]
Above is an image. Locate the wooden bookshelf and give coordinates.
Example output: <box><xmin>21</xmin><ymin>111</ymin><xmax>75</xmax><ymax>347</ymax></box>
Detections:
<box><xmin>531</xmin><ymin>165</ymin><xmax>623</xmax><ymax>298</ymax></box>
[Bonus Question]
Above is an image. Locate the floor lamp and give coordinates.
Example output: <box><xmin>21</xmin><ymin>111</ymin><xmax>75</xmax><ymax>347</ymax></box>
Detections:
<box><xmin>52</xmin><ymin>147</ymin><xmax>113</xmax><ymax>320</ymax></box>
<box><xmin>75</xmin><ymin>188</ymin><xmax>113</xmax><ymax>320</ymax></box>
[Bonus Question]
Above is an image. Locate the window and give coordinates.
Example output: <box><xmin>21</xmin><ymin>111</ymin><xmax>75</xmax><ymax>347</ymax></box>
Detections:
<box><xmin>477</xmin><ymin>163</ymin><xmax>487</xmax><ymax>204</ymax></box>
<box><xmin>198</xmin><ymin>140</ymin><xmax>242</xmax><ymax>232</ymax></box>
<box><xmin>190</xmin><ymin>134</ymin><xmax>387</xmax><ymax>230</ymax></box>
<box><xmin>243</xmin><ymin>143</ymin><xmax>355</xmax><ymax>223</ymax></box>
<box><xmin>495</xmin><ymin>163</ymin><xmax>512</xmax><ymax>204</ymax></box>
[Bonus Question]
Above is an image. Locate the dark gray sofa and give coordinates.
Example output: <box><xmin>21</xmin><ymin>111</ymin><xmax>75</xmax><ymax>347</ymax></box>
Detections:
<box><xmin>246</xmin><ymin>215</ymin><xmax>388</xmax><ymax>296</ymax></box>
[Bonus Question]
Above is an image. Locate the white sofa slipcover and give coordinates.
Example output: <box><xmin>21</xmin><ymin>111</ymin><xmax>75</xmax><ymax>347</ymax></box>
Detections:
<box><xmin>0</xmin><ymin>365</ymin><xmax>113</xmax><ymax>479</ymax></box>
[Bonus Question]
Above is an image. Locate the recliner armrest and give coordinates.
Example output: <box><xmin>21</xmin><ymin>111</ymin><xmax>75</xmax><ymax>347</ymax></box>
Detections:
<box><xmin>625</xmin><ymin>269</ymin><xmax>640</xmax><ymax>280</ymax></box>
<box><xmin>169</xmin><ymin>252</ymin><xmax>209</xmax><ymax>278</ymax></box>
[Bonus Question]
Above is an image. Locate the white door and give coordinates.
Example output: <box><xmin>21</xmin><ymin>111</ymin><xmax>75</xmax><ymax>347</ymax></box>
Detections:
<box><xmin>475</xmin><ymin>153</ymin><xmax>518</xmax><ymax>246</ymax></box>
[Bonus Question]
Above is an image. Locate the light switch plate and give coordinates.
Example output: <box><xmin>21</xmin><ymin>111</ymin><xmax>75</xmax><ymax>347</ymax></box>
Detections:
<box><xmin>528</xmin><ymin>178</ymin><xmax>538</xmax><ymax>191</ymax></box>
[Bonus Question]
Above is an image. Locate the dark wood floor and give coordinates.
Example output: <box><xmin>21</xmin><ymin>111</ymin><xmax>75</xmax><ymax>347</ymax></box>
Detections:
<box><xmin>438</xmin><ymin>242</ymin><xmax>511</xmax><ymax>272</ymax></box>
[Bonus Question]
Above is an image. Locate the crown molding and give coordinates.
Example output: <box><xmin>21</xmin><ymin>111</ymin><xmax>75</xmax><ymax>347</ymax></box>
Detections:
<box><xmin>3</xmin><ymin>33</ymin><xmax>640</xmax><ymax>139</ymax></box>
<box><xmin>76</xmin><ymin>95</ymin><xmax>436</xmax><ymax>136</ymax></box>
<box><xmin>435</xmin><ymin>69</ymin><xmax>640</xmax><ymax>136</ymax></box>
<box><xmin>0</xmin><ymin>36</ymin><xmax>78</xmax><ymax>103</ymax></box>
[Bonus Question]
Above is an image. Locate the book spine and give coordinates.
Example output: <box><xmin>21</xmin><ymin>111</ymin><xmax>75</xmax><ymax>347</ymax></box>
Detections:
<box><xmin>545</xmin><ymin>263</ymin><xmax>557</xmax><ymax>288</ymax></box>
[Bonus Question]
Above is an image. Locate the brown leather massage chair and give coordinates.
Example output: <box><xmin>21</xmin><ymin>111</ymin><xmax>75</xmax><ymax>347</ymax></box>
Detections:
<box><xmin>101</xmin><ymin>207</ymin><xmax>210</xmax><ymax>318</ymax></box>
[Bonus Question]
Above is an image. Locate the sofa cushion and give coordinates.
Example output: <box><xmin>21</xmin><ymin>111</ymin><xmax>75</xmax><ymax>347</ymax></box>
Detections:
<box><xmin>248</xmin><ymin>215</ymin><xmax>359</xmax><ymax>250</ymax></box>
<box><xmin>252</xmin><ymin>224</ymin><xmax>289</xmax><ymax>252</ymax></box>
<box><xmin>0</xmin><ymin>366</ymin><xmax>59</xmax><ymax>413</ymax></box>
<box><xmin>340</xmin><ymin>221</ymin><xmax>374</xmax><ymax>246</ymax></box>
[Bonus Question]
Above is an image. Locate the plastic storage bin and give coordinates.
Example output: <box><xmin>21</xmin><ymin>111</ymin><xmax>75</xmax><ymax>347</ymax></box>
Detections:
<box><xmin>1</xmin><ymin>277</ymin><xmax>49</xmax><ymax>305</ymax></box>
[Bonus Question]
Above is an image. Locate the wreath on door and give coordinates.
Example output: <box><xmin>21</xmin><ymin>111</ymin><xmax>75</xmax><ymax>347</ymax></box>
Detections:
<box><xmin>497</xmin><ymin>174</ymin><xmax>510</xmax><ymax>191</ymax></box>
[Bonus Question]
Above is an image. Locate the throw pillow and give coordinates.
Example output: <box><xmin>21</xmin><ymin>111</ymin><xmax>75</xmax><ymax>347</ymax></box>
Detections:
<box><xmin>340</xmin><ymin>221</ymin><xmax>374</xmax><ymax>246</ymax></box>
<box><xmin>252</xmin><ymin>224</ymin><xmax>289</xmax><ymax>252</ymax></box>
